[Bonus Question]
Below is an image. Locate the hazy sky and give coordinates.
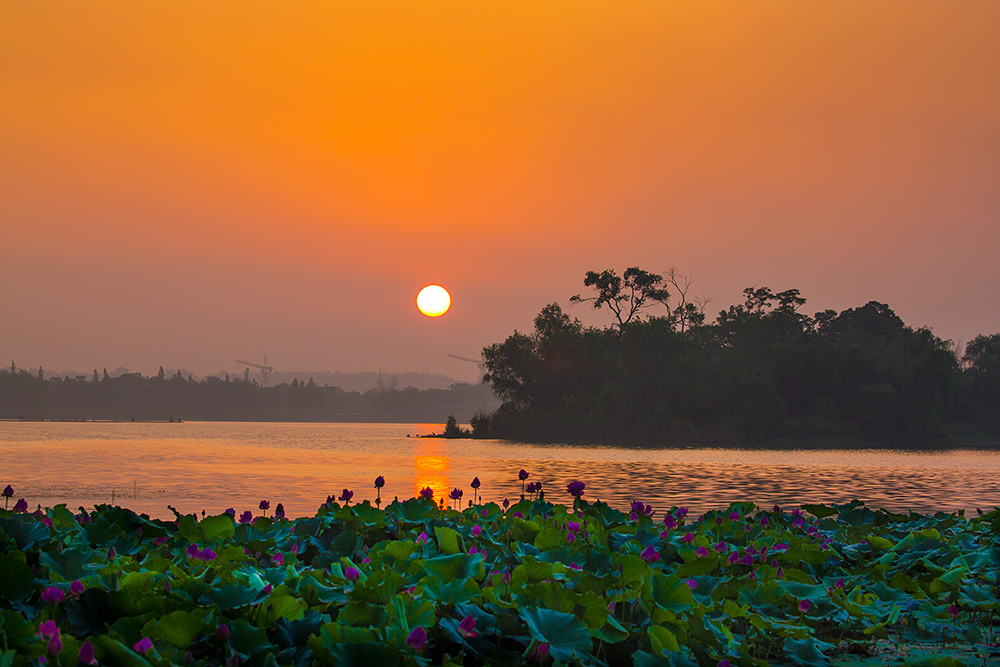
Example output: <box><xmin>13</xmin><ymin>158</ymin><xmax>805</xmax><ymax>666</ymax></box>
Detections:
<box><xmin>2</xmin><ymin>2</ymin><xmax>998</xmax><ymax>382</ymax></box>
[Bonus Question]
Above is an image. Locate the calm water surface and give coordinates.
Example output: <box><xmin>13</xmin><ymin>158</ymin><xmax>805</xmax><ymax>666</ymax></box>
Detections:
<box><xmin>2</xmin><ymin>421</ymin><xmax>999</xmax><ymax>519</ymax></box>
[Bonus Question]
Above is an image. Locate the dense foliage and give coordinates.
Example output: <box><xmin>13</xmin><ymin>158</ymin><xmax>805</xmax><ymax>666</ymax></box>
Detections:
<box><xmin>1</xmin><ymin>480</ymin><xmax>999</xmax><ymax>666</ymax></box>
<box><xmin>0</xmin><ymin>367</ymin><xmax>493</xmax><ymax>423</ymax></box>
<box><xmin>480</xmin><ymin>271</ymin><xmax>1000</xmax><ymax>445</ymax></box>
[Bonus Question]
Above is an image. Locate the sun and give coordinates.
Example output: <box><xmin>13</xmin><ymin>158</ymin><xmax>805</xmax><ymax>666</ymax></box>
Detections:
<box><xmin>416</xmin><ymin>285</ymin><xmax>451</xmax><ymax>317</ymax></box>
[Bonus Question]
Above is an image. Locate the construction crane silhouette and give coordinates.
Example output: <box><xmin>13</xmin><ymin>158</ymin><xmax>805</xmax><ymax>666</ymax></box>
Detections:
<box><xmin>448</xmin><ymin>354</ymin><xmax>485</xmax><ymax>378</ymax></box>
<box><xmin>236</xmin><ymin>356</ymin><xmax>274</xmax><ymax>387</ymax></box>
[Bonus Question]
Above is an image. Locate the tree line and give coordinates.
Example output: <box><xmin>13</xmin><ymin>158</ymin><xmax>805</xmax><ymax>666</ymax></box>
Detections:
<box><xmin>0</xmin><ymin>364</ymin><xmax>495</xmax><ymax>423</ymax></box>
<box><xmin>475</xmin><ymin>268</ymin><xmax>1000</xmax><ymax>446</ymax></box>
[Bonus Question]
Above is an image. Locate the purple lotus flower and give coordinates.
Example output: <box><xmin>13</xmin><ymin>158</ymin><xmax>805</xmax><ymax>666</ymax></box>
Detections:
<box><xmin>107</xmin><ymin>547</ymin><xmax>116</xmax><ymax>561</ymax></box>
<box><xmin>134</xmin><ymin>637</ymin><xmax>153</xmax><ymax>655</ymax></box>
<box><xmin>663</xmin><ymin>515</ymin><xmax>677</xmax><ymax>529</ymax></box>
<box><xmin>41</xmin><ymin>587</ymin><xmax>65</xmax><ymax>604</ymax></box>
<box><xmin>834</xmin><ymin>577</ymin><xmax>845</xmax><ymax>589</ymax></box>
<box><xmin>685</xmin><ymin>579</ymin><xmax>697</xmax><ymax>590</ymax></box>
<box><xmin>640</xmin><ymin>545</ymin><xmax>660</xmax><ymax>564</ymax></box>
<box><xmin>216</xmin><ymin>624</ymin><xmax>230</xmax><ymax>640</ymax></box>
<box><xmin>2</xmin><ymin>485</ymin><xmax>12</xmax><ymax>498</ymax></box>
<box><xmin>344</xmin><ymin>566</ymin><xmax>361</xmax><ymax>582</ymax></box>
<box><xmin>718</xmin><ymin>660</ymin><xmax>731</xmax><ymax>667</ymax></box>
<box><xmin>374</xmin><ymin>475</ymin><xmax>385</xmax><ymax>488</ymax></box>
<box><xmin>274</xmin><ymin>503</ymin><xmax>285</xmax><ymax>519</ymax></box>
<box><xmin>696</xmin><ymin>546</ymin><xmax>710</xmax><ymax>558</ymax></box>
<box><xmin>458</xmin><ymin>614</ymin><xmax>478</xmax><ymax>638</ymax></box>
<box><xmin>776</xmin><ymin>567</ymin><xmax>785</xmax><ymax>578</ymax></box>
<box><xmin>47</xmin><ymin>633</ymin><xmax>63</xmax><ymax>656</ymax></box>
<box><xmin>154</xmin><ymin>536</ymin><xmax>169</xmax><ymax>546</ymax></box>
<box><xmin>406</xmin><ymin>626</ymin><xmax>427</xmax><ymax>651</ymax></box>
<box><xmin>502</xmin><ymin>569</ymin><xmax>511</xmax><ymax>585</ymax></box>
<box><xmin>339</xmin><ymin>489</ymin><xmax>353</xmax><ymax>503</ymax></box>
<box><xmin>471</xmin><ymin>525</ymin><xmax>482</xmax><ymax>537</ymax></box>
<box><xmin>239</xmin><ymin>510</ymin><xmax>253</xmax><ymax>524</ymax></box>
<box><xmin>682</xmin><ymin>532</ymin><xmax>694</xmax><ymax>544</ymax></box>
<box><xmin>261</xmin><ymin>583</ymin><xmax>272</xmax><ymax>595</ymax></box>
<box><xmin>532</xmin><ymin>643</ymin><xmax>550</xmax><ymax>662</ymax></box>
<box><xmin>70</xmin><ymin>580</ymin><xmax>85</xmax><ymax>599</ymax></box>
<box><xmin>518</xmin><ymin>469</ymin><xmax>529</xmax><ymax>481</ymax></box>
<box><xmin>449</xmin><ymin>488</ymin><xmax>463</xmax><ymax>501</ymax></box>
<box><xmin>13</xmin><ymin>498</ymin><xmax>27</xmax><ymax>513</ymax></box>
<box><xmin>566</xmin><ymin>533</ymin><xmax>576</xmax><ymax>543</ymax></box>
<box><xmin>78</xmin><ymin>641</ymin><xmax>97</xmax><ymax>666</ymax></box>
<box><xmin>567</xmin><ymin>520</ymin><xmax>581</xmax><ymax>533</ymax></box>
<box><xmin>419</xmin><ymin>486</ymin><xmax>434</xmax><ymax>500</ymax></box>
<box><xmin>948</xmin><ymin>604</ymin><xmax>960</xmax><ymax>618</ymax></box>
<box><xmin>714</xmin><ymin>541</ymin><xmax>727</xmax><ymax>553</ymax></box>
<box><xmin>566</xmin><ymin>481</ymin><xmax>585</xmax><ymax>498</ymax></box>
<box><xmin>273</xmin><ymin>553</ymin><xmax>284</xmax><ymax>566</ymax></box>
<box><xmin>38</xmin><ymin>620</ymin><xmax>58</xmax><ymax>638</ymax></box>
<box><xmin>469</xmin><ymin>546</ymin><xmax>479</xmax><ymax>556</ymax></box>
<box><xmin>199</xmin><ymin>548</ymin><xmax>217</xmax><ymax>561</ymax></box>
<box><xmin>185</xmin><ymin>544</ymin><xmax>201</xmax><ymax>559</ymax></box>
<box><xmin>728</xmin><ymin>551</ymin><xmax>739</xmax><ymax>565</ymax></box>
<box><xmin>259</xmin><ymin>500</ymin><xmax>270</xmax><ymax>512</ymax></box>
<box><xmin>471</xmin><ymin>477</ymin><xmax>480</xmax><ymax>489</ymax></box>
<box><xmin>224</xmin><ymin>508</ymin><xmax>236</xmax><ymax>517</ymax></box>
<box><xmin>417</xmin><ymin>531</ymin><xmax>429</xmax><ymax>544</ymax></box>
<box><xmin>798</xmin><ymin>599</ymin><xmax>810</xmax><ymax>613</ymax></box>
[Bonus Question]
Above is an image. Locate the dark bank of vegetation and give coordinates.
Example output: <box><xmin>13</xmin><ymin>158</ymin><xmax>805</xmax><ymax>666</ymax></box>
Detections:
<box><xmin>0</xmin><ymin>366</ymin><xmax>495</xmax><ymax>424</ymax></box>
<box><xmin>474</xmin><ymin>268</ymin><xmax>1000</xmax><ymax>447</ymax></box>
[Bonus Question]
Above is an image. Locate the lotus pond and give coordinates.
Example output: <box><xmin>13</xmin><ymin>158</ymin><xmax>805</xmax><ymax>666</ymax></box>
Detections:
<box><xmin>1</xmin><ymin>482</ymin><xmax>999</xmax><ymax>667</ymax></box>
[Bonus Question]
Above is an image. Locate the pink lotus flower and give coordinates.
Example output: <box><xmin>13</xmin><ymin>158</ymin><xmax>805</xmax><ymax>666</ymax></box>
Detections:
<box><xmin>471</xmin><ymin>525</ymin><xmax>482</xmax><ymax>537</ymax></box>
<box><xmin>239</xmin><ymin>510</ymin><xmax>253</xmax><ymax>524</ymax></box>
<box><xmin>339</xmin><ymin>489</ymin><xmax>354</xmax><ymax>503</ymax></box>
<box><xmin>798</xmin><ymin>599</ymin><xmax>810</xmax><ymax>613</ymax></box>
<box><xmin>682</xmin><ymin>532</ymin><xmax>694</xmax><ymax>544</ymax></box>
<box><xmin>566</xmin><ymin>533</ymin><xmax>576</xmax><ymax>543</ymax></box>
<box><xmin>217</xmin><ymin>624</ymin><xmax>230</xmax><ymax>640</ymax></box>
<box><xmin>728</xmin><ymin>551</ymin><xmax>739</xmax><ymax>564</ymax></box>
<box><xmin>274</xmin><ymin>503</ymin><xmax>285</xmax><ymax>519</ymax></box>
<box><xmin>273</xmin><ymin>553</ymin><xmax>284</xmax><ymax>566</ymax></box>
<box><xmin>78</xmin><ymin>641</ymin><xmax>97</xmax><ymax>665</ymax></box>
<box><xmin>640</xmin><ymin>545</ymin><xmax>660</xmax><ymax>564</ymax></box>
<box><xmin>38</xmin><ymin>620</ymin><xmax>58</xmax><ymax>638</ymax></box>
<box><xmin>419</xmin><ymin>487</ymin><xmax>434</xmax><ymax>500</ymax></box>
<box><xmin>728</xmin><ymin>511</ymin><xmax>739</xmax><ymax>521</ymax></box>
<box><xmin>567</xmin><ymin>521</ymin><xmax>581</xmax><ymax>533</ymax></box>
<box><xmin>199</xmin><ymin>548</ymin><xmax>217</xmax><ymax>561</ymax></box>
<box><xmin>374</xmin><ymin>475</ymin><xmax>385</xmax><ymax>488</ymax></box>
<box><xmin>948</xmin><ymin>604</ymin><xmax>960</xmax><ymax>618</ymax></box>
<box><xmin>834</xmin><ymin>577</ymin><xmax>845</xmax><ymax>589</ymax></box>
<box><xmin>41</xmin><ymin>587</ymin><xmax>65</xmax><ymax>604</ymax></box>
<box><xmin>344</xmin><ymin>566</ymin><xmax>361</xmax><ymax>582</ymax></box>
<box><xmin>718</xmin><ymin>660</ymin><xmax>731</xmax><ymax>667</ymax></box>
<box><xmin>258</xmin><ymin>500</ymin><xmax>270</xmax><ymax>511</ymax></box>
<box><xmin>458</xmin><ymin>614</ymin><xmax>478</xmax><ymax>638</ymax></box>
<box><xmin>417</xmin><ymin>531</ymin><xmax>429</xmax><ymax>544</ymax></box>
<box><xmin>406</xmin><ymin>626</ymin><xmax>427</xmax><ymax>651</ymax></box>
<box><xmin>13</xmin><ymin>498</ymin><xmax>27</xmax><ymax>513</ymax></box>
<box><xmin>70</xmin><ymin>580</ymin><xmax>85</xmax><ymax>599</ymax></box>
<box><xmin>714</xmin><ymin>541</ymin><xmax>727</xmax><ymax>553</ymax></box>
<box><xmin>532</xmin><ymin>643</ymin><xmax>550</xmax><ymax>662</ymax></box>
<box><xmin>471</xmin><ymin>477</ymin><xmax>480</xmax><ymax>489</ymax></box>
<box><xmin>518</xmin><ymin>469</ymin><xmax>529</xmax><ymax>481</ymax></box>
<box><xmin>663</xmin><ymin>515</ymin><xmax>677</xmax><ymax>529</ymax></box>
<box><xmin>502</xmin><ymin>569</ymin><xmax>511</xmax><ymax>585</ymax></box>
<box><xmin>566</xmin><ymin>481</ymin><xmax>586</xmax><ymax>498</ymax></box>
<box><xmin>696</xmin><ymin>546</ymin><xmax>709</xmax><ymax>558</ymax></box>
<box><xmin>685</xmin><ymin>579</ymin><xmax>697</xmax><ymax>590</ymax></box>
<box><xmin>185</xmin><ymin>544</ymin><xmax>201</xmax><ymax>559</ymax></box>
<box><xmin>47</xmin><ymin>633</ymin><xmax>62</xmax><ymax>656</ymax></box>
<box><xmin>134</xmin><ymin>637</ymin><xmax>153</xmax><ymax>655</ymax></box>
<box><xmin>449</xmin><ymin>488</ymin><xmax>463</xmax><ymax>501</ymax></box>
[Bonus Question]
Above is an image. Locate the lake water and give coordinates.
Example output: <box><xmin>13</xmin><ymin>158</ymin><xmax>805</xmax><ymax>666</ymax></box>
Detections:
<box><xmin>2</xmin><ymin>421</ymin><xmax>999</xmax><ymax>520</ymax></box>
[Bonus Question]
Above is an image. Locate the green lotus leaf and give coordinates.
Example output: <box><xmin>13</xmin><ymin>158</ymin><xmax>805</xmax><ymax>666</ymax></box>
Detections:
<box><xmin>518</xmin><ymin>606</ymin><xmax>592</xmax><ymax>662</ymax></box>
<box><xmin>0</xmin><ymin>518</ymin><xmax>51</xmax><ymax>551</ymax></box>
<box><xmin>228</xmin><ymin>617</ymin><xmax>274</xmax><ymax>658</ymax></box>
<box><xmin>421</xmin><ymin>575</ymin><xmax>480</xmax><ymax>605</ymax></box>
<box><xmin>801</xmin><ymin>504</ymin><xmax>838</xmax><ymax>519</ymax></box>
<box><xmin>383</xmin><ymin>539</ymin><xmax>417</xmax><ymax>562</ymax></box>
<box><xmin>0</xmin><ymin>555</ymin><xmax>38</xmax><ymax>603</ymax></box>
<box><xmin>648</xmin><ymin>624</ymin><xmax>680</xmax><ymax>654</ymax></box>
<box><xmin>867</xmin><ymin>536</ymin><xmax>895</xmax><ymax>551</ymax></box>
<box><xmin>649</xmin><ymin>573</ymin><xmax>694</xmax><ymax>613</ymax></box>
<box><xmin>96</xmin><ymin>636</ymin><xmax>155</xmax><ymax>667</ymax></box>
<box><xmin>263</xmin><ymin>594</ymin><xmax>306</xmax><ymax>627</ymax></box>
<box><xmin>328</xmin><ymin>642</ymin><xmax>399</xmax><ymax>667</ymax></box>
<box><xmin>142</xmin><ymin>609</ymin><xmax>209</xmax><ymax>648</ymax></box>
<box><xmin>350</xmin><ymin>569</ymin><xmax>407</xmax><ymax>604</ymax></box>
<box><xmin>337</xmin><ymin>601</ymin><xmax>384</xmax><ymax>627</ymax></box>
<box><xmin>783</xmin><ymin>636</ymin><xmax>834</xmax><ymax>666</ymax></box>
<box><xmin>433</xmin><ymin>526</ymin><xmax>461</xmax><ymax>554</ymax></box>
<box><xmin>422</xmin><ymin>552</ymin><xmax>484</xmax><ymax>582</ymax></box>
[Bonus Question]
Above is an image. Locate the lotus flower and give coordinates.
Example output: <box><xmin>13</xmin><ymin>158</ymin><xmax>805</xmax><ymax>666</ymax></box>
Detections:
<box><xmin>199</xmin><ymin>548</ymin><xmax>217</xmax><ymax>561</ymax></box>
<box><xmin>419</xmin><ymin>486</ymin><xmax>434</xmax><ymax>500</ymax></box>
<box><xmin>2</xmin><ymin>485</ymin><xmax>12</xmax><ymax>510</ymax></box>
<box><xmin>834</xmin><ymin>577</ymin><xmax>845</xmax><ymax>589</ymax></box>
<box><xmin>502</xmin><ymin>569</ymin><xmax>511</xmax><ymax>585</ymax></box>
<box><xmin>798</xmin><ymin>599</ymin><xmax>810</xmax><ymax>613</ymax></box>
<box><xmin>532</xmin><ymin>643</ymin><xmax>550</xmax><ymax>662</ymax></box>
<box><xmin>696</xmin><ymin>546</ymin><xmax>709</xmax><ymax>558</ymax></box>
<box><xmin>471</xmin><ymin>525</ymin><xmax>482</xmax><ymax>537</ymax></box>
<box><xmin>406</xmin><ymin>626</ymin><xmax>427</xmax><ymax>651</ymax></box>
<box><xmin>239</xmin><ymin>510</ymin><xmax>253</xmax><ymax>524</ymax></box>
<box><xmin>663</xmin><ymin>515</ymin><xmax>677</xmax><ymax>529</ymax></box>
<box><xmin>640</xmin><ymin>545</ymin><xmax>660</xmax><ymax>564</ymax></box>
<box><xmin>458</xmin><ymin>614</ymin><xmax>478</xmax><ymax>638</ymax></box>
<box><xmin>274</xmin><ymin>503</ymin><xmax>285</xmax><ymax>519</ymax></box>
<box><xmin>566</xmin><ymin>481</ymin><xmax>585</xmax><ymax>498</ymax></box>
<box><xmin>685</xmin><ymin>579</ymin><xmax>698</xmax><ymax>590</ymax></box>
<box><xmin>273</xmin><ymin>553</ymin><xmax>284</xmax><ymax>566</ymax></box>
<box><xmin>682</xmin><ymin>532</ymin><xmax>694</xmax><ymax>544</ymax></box>
<box><xmin>502</xmin><ymin>498</ymin><xmax>509</xmax><ymax>509</ymax></box>
<box><xmin>471</xmin><ymin>476</ymin><xmax>480</xmax><ymax>489</ymax></box>
<box><xmin>261</xmin><ymin>583</ymin><xmax>272</xmax><ymax>595</ymax></box>
<box><xmin>259</xmin><ymin>499</ymin><xmax>270</xmax><ymax>511</ymax></box>
<box><xmin>718</xmin><ymin>660</ymin><xmax>731</xmax><ymax>667</ymax></box>
<box><xmin>70</xmin><ymin>580</ymin><xmax>85</xmax><ymax>598</ymax></box>
<box><xmin>47</xmin><ymin>633</ymin><xmax>62</xmax><ymax>656</ymax></box>
<box><xmin>13</xmin><ymin>498</ymin><xmax>27</xmax><ymax>513</ymax></box>
<box><xmin>518</xmin><ymin>469</ymin><xmax>529</xmax><ymax>480</ymax></box>
<box><xmin>41</xmin><ymin>587</ymin><xmax>65</xmax><ymax>604</ymax></box>
<box><xmin>714</xmin><ymin>541</ymin><xmax>727</xmax><ymax>553</ymax></box>
<box><xmin>567</xmin><ymin>520</ymin><xmax>581</xmax><ymax>533</ymax></box>
<box><xmin>344</xmin><ymin>566</ymin><xmax>361</xmax><ymax>582</ymax></box>
<box><xmin>38</xmin><ymin>620</ymin><xmax>58</xmax><ymax>638</ymax></box>
<box><xmin>728</xmin><ymin>551</ymin><xmax>739</xmax><ymax>564</ymax></box>
<box><xmin>224</xmin><ymin>508</ymin><xmax>236</xmax><ymax>517</ymax></box>
<box><xmin>217</xmin><ymin>624</ymin><xmax>230</xmax><ymax>640</ymax></box>
<box><xmin>374</xmin><ymin>475</ymin><xmax>385</xmax><ymax>488</ymax></box>
<box><xmin>566</xmin><ymin>533</ymin><xmax>576</xmax><ymax>543</ymax></box>
<box><xmin>417</xmin><ymin>531</ymin><xmax>429</xmax><ymax>544</ymax></box>
<box><xmin>134</xmin><ymin>637</ymin><xmax>153</xmax><ymax>655</ymax></box>
<box><xmin>78</xmin><ymin>641</ymin><xmax>97</xmax><ymax>665</ymax></box>
<box><xmin>449</xmin><ymin>488</ymin><xmax>463</xmax><ymax>500</ymax></box>
<box><xmin>339</xmin><ymin>488</ymin><xmax>353</xmax><ymax>504</ymax></box>
<box><xmin>948</xmin><ymin>604</ymin><xmax>960</xmax><ymax>618</ymax></box>
<box><xmin>185</xmin><ymin>544</ymin><xmax>200</xmax><ymax>559</ymax></box>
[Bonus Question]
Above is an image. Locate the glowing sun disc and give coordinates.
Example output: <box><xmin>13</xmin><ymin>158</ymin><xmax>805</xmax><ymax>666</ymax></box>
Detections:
<box><xmin>417</xmin><ymin>285</ymin><xmax>451</xmax><ymax>317</ymax></box>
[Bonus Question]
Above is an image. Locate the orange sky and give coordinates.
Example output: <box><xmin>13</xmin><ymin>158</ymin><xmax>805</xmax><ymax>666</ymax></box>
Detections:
<box><xmin>2</xmin><ymin>1</ymin><xmax>999</xmax><ymax>379</ymax></box>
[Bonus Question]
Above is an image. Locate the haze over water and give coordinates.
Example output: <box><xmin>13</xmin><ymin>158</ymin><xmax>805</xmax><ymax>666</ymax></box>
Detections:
<box><xmin>3</xmin><ymin>421</ymin><xmax>998</xmax><ymax>520</ymax></box>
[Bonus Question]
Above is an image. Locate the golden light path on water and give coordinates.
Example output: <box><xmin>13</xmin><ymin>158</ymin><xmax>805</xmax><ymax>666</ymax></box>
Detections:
<box><xmin>2</xmin><ymin>421</ymin><xmax>1000</xmax><ymax>520</ymax></box>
